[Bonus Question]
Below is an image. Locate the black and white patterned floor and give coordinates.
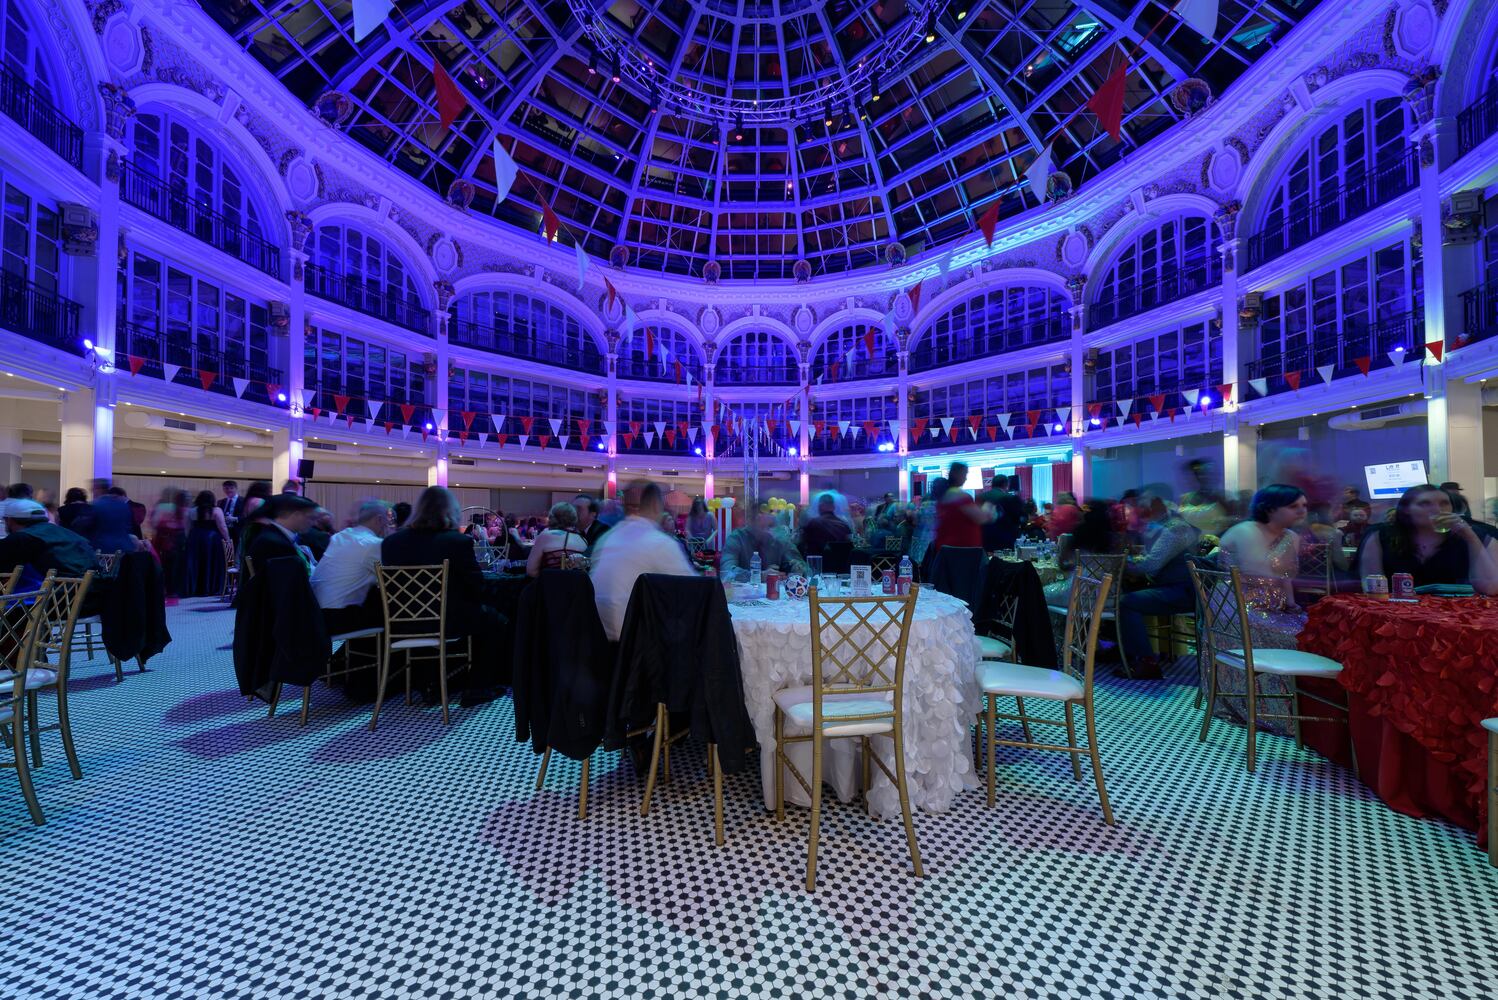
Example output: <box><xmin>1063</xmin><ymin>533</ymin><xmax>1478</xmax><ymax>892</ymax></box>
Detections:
<box><xmin>2</xmin><ymin>597</ymin><xmax>1494</xmax><ymax>999</ymax></box>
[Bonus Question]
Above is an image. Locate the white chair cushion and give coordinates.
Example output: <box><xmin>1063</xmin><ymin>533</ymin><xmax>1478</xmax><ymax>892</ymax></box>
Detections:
<box><xmin>1218</xmin><ymin>648</ymin><xmax>1342</xmax><ymax>678</ymax></box>
<box><xmin>976</xmin><ymin>661</ymin><xmax>1084</xmax><ymax>702</ymax></box>
<box><xmin>977</xmin><ymin>635</ymin><xmax>1012</xmax><ymax>660</ymax></box>
<box><xmin>331</xmin><ymin>628</ymin><xmax>383</xmax><ymax>643</ymax></box>
<box><xmin>1480</xmin><ymin>718</ymin><xmax>1498</xmax><ymax>736</ymax></box>
<box><xmin>389</xmin><ymin>637</ymin><xmax>441</xmax><ymax>650</ymax></box>
<box><xmin>773</xmin><ymin>685</ymin><xmax>894</xmax><ymax>737</ymax></box>
<box><xmin>0</xmin><ymin>667</ymin><xmax>59</xmax><ymax>690</ymax></box>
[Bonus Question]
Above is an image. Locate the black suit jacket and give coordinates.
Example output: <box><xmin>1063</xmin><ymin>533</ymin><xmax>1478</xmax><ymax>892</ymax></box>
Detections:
<box><xmin>513</xmin><ymin>570</ymin><xmax>614</xmax><ymax>760</ymax></box>
<box><xmin>380</xmin><ymin>528</ymin><xmax>485</xmax><ymax>636</ymax></box>
<box><xmin>246</xmin><ymin>526</ymin><xmax>302</xmax><ymax>576</ymax></box>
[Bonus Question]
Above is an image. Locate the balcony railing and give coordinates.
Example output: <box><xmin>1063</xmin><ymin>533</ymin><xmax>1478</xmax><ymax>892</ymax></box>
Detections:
<box><xmin>617</xmin><ymin>354</ymin><xmax>702</xmax><ymax>383</ymax></box>
<box><xmin>909</xmin><ymin>316</ymin><xmax>1069</xmax><ymax>374</ymax></box>
<box><xmin>120</xmin><ymin>160</ymin><xmax>281</xmax><ymax>276</ymax></box>
<box><xmin>1245</xmin><ymin>147</ymin><xmax>1419</xmax><ymax>272</ymax></box>
<box><xmin>1458</xmin><ymin>87</ymin><xmax>1498</xmax><ymax>158</ymax></box>
<box><xmin>1460</xmin><ymin>278</ymin><xmax>1498</xmax><ymax>347</ymax></box>
<box><xmin>0</xmin><ymin>63</ymin><xmax>84</xmax><ymax>170</ymax></box>
<box><xmin>117</xmin><ymin>321</ymin><xmax>284</xmax><ymax>405</ymax></box>
<box><xmin>450</xmin><ymin>320</ymin><xmax>605</xmax><ymax>375</ymax></box>
<box><xmin>810</xmin><ymin>350</ymin><xmax>900</xmax><ymax>383</ymax></box>
<box><xmin>0</xmin><ymin>270</ymin><xmax>81</xmax><ymax>348</ymax></box>
<box><xmin>714</xmin><ymin>363</ymin><xmax>799</xmax><ymax>386</ymax></box>
<box><xmin>1246</xmin><ymin>310</ymin><xmax>1425</xmax><ymax>392</ymax></box>
<box><xmin>304</xmin><ymin>262</ymin><xmax>430</xmax><ymax>333</ymax></box>
<box><xmin>1088</xmin><ymin>259</ymin><xmax>1223</xmax><ymax>330</ymax></box>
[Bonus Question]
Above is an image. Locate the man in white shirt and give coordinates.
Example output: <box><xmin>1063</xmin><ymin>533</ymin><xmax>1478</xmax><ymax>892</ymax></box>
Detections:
<box><xmin>590</xmin><ymin>480</ymin><xmax>695</xmax><ymax>641</ymax></box>
<box><xmin>311</xmin><ymin>500</ymin><xmax>392</xmax><ymax>634</ymax></box>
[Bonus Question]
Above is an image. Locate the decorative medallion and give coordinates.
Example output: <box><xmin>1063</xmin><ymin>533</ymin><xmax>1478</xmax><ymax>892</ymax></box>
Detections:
<box><xmin>100</xmin><ymin>12</ymin><xmax>142</xmax><ymax>74</ymax></box>
<box><xmin>428</xmin><ymin>235</ymin><xmax>460</xmax><ymax>275</ymax></box>
<box><xmin>1060</xmin><ymin>231</ymin><xmax>1089</xmax><ymax>268</ymax></box>
<box><xmin>1045</xmin><ymin>172</ymin><xmax>1074</xmax><ymax>203</ymax></box>
<box><xmin>1168</xmin><ymin>78</ymin><xmax>1213</xmax><ymax>116</ymax></box>
<box><xmin>446</xmin><ymin>180</ymin><xmax>475</xmax><ymax>212</ymax></box>
<box><xmin>280</xmin><ymin>152</ymin><xmax>320</xmax><ymax>204</ymax></box>
<box><xmin>793</xmin><ymin>258</ymin><xmax>813</xmax><ymax>283</ymax></box>
<box><xmin>702</xmin><ymin>260</ymin><xmax>721</xmax><ymax>285</ymax></box>
<box><xmin>609</xmin><ymin>244</ymin><xmax>630</xmax><ymax>269</ymax></box>
<box><xmin>884</xmin><ymin>242</ymin><xmax>907</xmax><ymax>267</ymax></box>
<box><xmin>792</xmin><ymin>306</ymin><xmax>815</xmax><ymax>336</ymax></box>
<box><xmin>1393</xmin><ymin>2</ymin><xmax>1437</xmax><ymax>61</ymax></box>
<box><xmin>313</xmin><ymin>90</ymin><xmax>354</xmax><ymax>126</ymax></box>
<box><xmin>699</xmin><ymin>306</ymin><xmax>721</xmax><ymax>337</ymax></box>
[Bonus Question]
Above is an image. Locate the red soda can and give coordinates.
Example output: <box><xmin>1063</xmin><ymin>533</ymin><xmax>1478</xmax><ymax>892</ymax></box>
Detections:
<box><xmin>882</xmin><ymin>571</ymin><xmax>895</xmax><ymax>595</ymax></box>
<box><xmin>766</xmin><ymin>570</ymin><xmax>780</xmax><ymax>600</ymax></box>
<box><xmin>1391</xmin><ymin>572</ymin><xmax>1414</xmax><ymax>599</ymax></box>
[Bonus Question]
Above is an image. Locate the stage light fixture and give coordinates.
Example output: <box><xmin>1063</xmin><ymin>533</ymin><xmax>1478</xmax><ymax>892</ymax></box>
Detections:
<box><xmin>733</xmin><ymin>113</ymin><xmax>745</xmax><ymax>141</ymax></box>
<box><xmin>824</xmin><ymin>103</ymin><xmax>834</xmax><ymax>128</ymax></box>
<box><xmin>841</xmin><ymin>105</ymin><xmax>852</xmax><ymax>129</ymax></box>
<box><xmin>872</xmin><ymin>77</ymin><xmax>881</xmax><ymax>102</ymax></box>
<box><xmin>610</xmin><ymin>56</ymin><xmax>621</xmax><ymax>83</ymax></box>
<box><xmin>925</xmin><ymin>15</ymin><xmax>937</xmax><ymax>43</ymax></box>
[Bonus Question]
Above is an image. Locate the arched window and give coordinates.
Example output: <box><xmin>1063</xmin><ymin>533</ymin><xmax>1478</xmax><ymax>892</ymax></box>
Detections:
<box><xmin>0</xmin><ymin>0</ymin><xmax>82</xmax><ymax>168</ymax></box>
<box><xmin>618</xmin><ymin>397</ymin><xmax>703</xmax><ymax>455</ymax></box>
<box><xmin>1090</xmin><ymin>216</ymin><xmax>1221</xmax><ymax>329</ymax></box>
<box><xmin>811</xmin><ymin>394</ymin><xmax>899</xmax><ymax>454</ymax></box>
<box><xmin>617</xmin><ymin>323</ymin><xmax>703</xmax><ymax>384</ymax></box>
<box><xmin>714</xmin><ymin>331</ymin><xmax>798</xmax><ymax>385</ymax></box>
<box><xmin>910</xmin><ymin>284</ymin><xmax>1069</xmax><ymax>373</ymax></box>
<box><xmin>122</xmin><ymin>109</ymin><xmax>279</xmax><ymax>274</ymax></box>
<box><xmin>449</xmin><ymin>371</ymin><xmax>605</xmax><ymax>450</ymax></box>
<box><xmin>909</xmin><ymin>365</ymin><xmax>1069</xmax><ymax>451</ymax></box>
<box><xmin>1248</xmin><ymin>97</ymin><xmax>1416</xmax><ymax>270</ymax></box>
<box><xmin>452</xmin><ymin>290</ymin><xmax>604</xmax><ymax>375</ymax></box>
<box><xmin>304</xmin><ymin>326</ymin><xmax>426</xmax><ymax>409</ymax></box>
<box><xmin>811</xmin><ymin>323</ymin><xmax>897</xmax><ymax>382</ymax></box>
<box><xmin>1092</xmin><ymin>321</ymin><xmax>1224</xmax><ymax>412</ymax></box>
<box><xmin>307</xmin><ymin>223</ymin><xmax>429</xmax><ymax>332</ymax></box>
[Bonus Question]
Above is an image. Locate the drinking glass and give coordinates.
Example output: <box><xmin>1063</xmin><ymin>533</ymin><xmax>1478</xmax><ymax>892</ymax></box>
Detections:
<box><xmin>807</xmin><ymin>555</ymin><xmax>823</xmax><ymax>587</ymax></box>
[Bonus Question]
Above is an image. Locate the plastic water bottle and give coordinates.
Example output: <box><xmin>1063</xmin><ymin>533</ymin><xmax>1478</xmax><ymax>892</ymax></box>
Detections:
<box><xmin>749</xmin><ymin>551</ymin><xmax>762</xmax><ymax>587</ymax></box>
<box><xmin>897</xmin><ymin>555</ymin><xmax>913</xmax><ymax>596</ymax></box>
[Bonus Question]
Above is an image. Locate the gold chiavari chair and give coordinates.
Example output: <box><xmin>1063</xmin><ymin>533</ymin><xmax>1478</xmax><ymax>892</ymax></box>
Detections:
<box><xmin>1046</xmin><ymin>552</ymin><xmax>1130</xmax><ymax>676</ymax></box>
<box><xmin>72</xmin><ymin>553</ymin><xmax>122</xmax><ymax>678</ymax></box>
<box><xmin>1484</xmin><ymin>718</ymin><xmax>1497</xmax><ymax>868</ymax></box>
<box><xmin>1</xmin><ymin>569</ymin><xmax>18</xmax><ymax>597</ymax></box>
<box><xmin>774</xmin><ymin>585</ymin><xmax>922</xmax><ymax>891</ymax></box>
<box><xmin>24</xmin><ymin>572</ymin><xmax>93</xmax><ymax>782</ymax></box>
<box><xmin>1190</xmin><ymin>563</ymin><xmax>1355</xmax><ymax>774</ymax></box>
<box><xmin>2</xmin><ymin>577</ymin><xmax>58</xmax><ymax>824</ymax></box>
<box><xmin>1296</xmin><ymin>541</ymin><xmax>1335</xmax><ymax>602</ymax></box>
<box><xmin>268</xmin><ymin>624</ymin><xmax>385</xmax><ymax>727</ymax></box>
<box><xmin>977</xmin><ymin>570</ymin><xmax>1116</xmax><ymax>824</ymax></box>
<box><xmin>371</xmin><ymin>562</ymin><xmax>472</xmax><ymax>730</ymax></box>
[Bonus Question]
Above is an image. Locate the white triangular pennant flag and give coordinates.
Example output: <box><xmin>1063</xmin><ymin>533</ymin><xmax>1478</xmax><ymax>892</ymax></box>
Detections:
<box><xmin>622</xmin><ymin>305</ymin><xmax>638</xmax><ymax>341</ymax></box>
<box><xmin>301</xmin><ymin>390</ymin><xmax>316</xmax><ymax>411</ymax></box>
<box><xmin>1117</xmin><ymin>398</ymin><xmax>1133</xmax><ymax>418</ymax></box>
<box><xmin>432</xmin><ymin>408</ymin><xmax>447</xmax><ymax>429</ymax></box>
<box><xmin>575</xmin><ymin>242</ymin><xmax>588</xmax><ymax>291</ymax></box>
<box><xmin>838</xmin><ymin>420</ymin><xmax>852</xmax><ymax>438</ymax></box>
<box><xmin>1317</xmin><ymin>364</ymin><xmax>1334</xmax><ymax>384</ymax></box>
<box><xmin>790</xmin><ymin>420</ymin><xmax>802</xmax><ymax>437</ymax></box>
<box><xmin>688</xmin><ymin>426</ymin><xmax>699</xmax><ymax>443</ymax></box>
<box><xmin>1388</xmin><ymin>349</ymin><xmax>1406</xmax><ymax>367</ymax></box>
<box><xmin>1183</xmin><ymin>389</ymin><xmax>1200</xmax><ymax>406</ymax></box>
<box><xmin>645</xmin><ymin>431</ymin><xmax>656</xmax><ymax>446</ymax></box>
<box><xmin>653</xmin><ymin>421</ymin><xmax>666</xmax><ymax>438</ymax></box>
<box><xmin>995</xmin><ymin>412</ymin><xmax>1012</xmax><ymax>430</ymax></box>
<box><xmin>939</xmin><ymin>416</ymin><xmax>955</xmax><ymax>437</ymax></box>
<box><xmin>351</xmin><ymin>0</ymin><xmax>392</xmax><ymax>42</ymax></box>
<box><xmin>231</xmin><ymin>377</ymin><xmax>249</xmax><ymax>398</ymax></box>
<box><xmin>492</xmin><ymin>139</ymin><xmax>518</xmax><ymax>203</ymax></box>
<box><xmin>365</xmin><ymin>418</ymin><xmax>376</xmax><ymax>433</ymax></box>
<box><xmin>327</xmin><ymin>408</ymin><xmax>337</xmax><ymax>424</ymax></box>
<box><xmin>548</xmin><ymin>417</ymin><xmax>561</xmax><ymax>435</ymax></box>
<box><xmin>368</xmin><ymin>400</ymin><xmax>383</xmax><ymax>420</ymax></box>
<box><xmin>163</xmin><ymin>363</ymin><xmax>182</xmax><ymax>383</ymax></box>
<box><xmin>558</xmin><ymin>435</ymin><xmax>569</xmax><ymax>449</ymax></box>
<box><xmin>1175</xmin><ymin>0</ymin><xmax>1219</xmax><ymax>41</ymax></box>
<box><xmin>1248</xmin><ymin>378</ymin><xmax>1267</xmax><ymax>397</ymax></box>
<box><xmin>401</xmin><ymin>425</ymin><xmax>410</xmax><ymax>439</ymax></box>
<box><xmin>969</xmin><ymin>423</ymin><xmax>980</xmax><ymax>440</ymax></box>
<box><xmin>1023</xmin><ymin>144</ymin><xmax>1054</xmax><ymax>199</ymax></box>
<box><xmin>702</xmin><ymin>422</ymin><xmax>713</xmax><ymax>440</ymax></box>
<box><xmin>518</xmin><ymin>435</ymin><xmax>529</xmax><ymax>448</ymax></box>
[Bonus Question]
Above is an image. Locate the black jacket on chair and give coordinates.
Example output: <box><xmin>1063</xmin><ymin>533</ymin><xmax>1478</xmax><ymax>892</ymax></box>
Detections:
<box><xmin>245</xmin><ymin>525</ymin><xmax>303</xmax><ymax>575</ymax></box>
<box><xmin>380</xmin><ymin>528</ymin><xmax>485</xmax><ymax>637</ymax></box>
<box><xmin>233</xmin><ymin>555</ymin><xmax>331</xmax><ymax>696</ymax></box>
<box><xmin>606</xmin><ymin>574</ymin><xmax>754</xmax><ymax>774</ymax></box>
<box><xmin>100</xmin><ymin>551</ymin><xmax>172</xmax><ymax>666</ymax></box>
<box><xmin>928</xmin><ymin>546</ymin><xmax>987</xmax><ymax>611</ymax></box>
<box><xmin>512</xmin><ymin>571</ymin><xmax>614</xmax><ymax>761</ymax></box>
<box><xmin>976</xmin><ymin>558</ymin><xmax>1058</xmax><ymax>669</ymax></box>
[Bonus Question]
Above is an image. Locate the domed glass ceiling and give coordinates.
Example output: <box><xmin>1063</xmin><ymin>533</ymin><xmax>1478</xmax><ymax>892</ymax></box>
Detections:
<box><xmin>207</xmin><ymin>0</ymin><xmax>1317</xmax><ymax>279</ymax></box>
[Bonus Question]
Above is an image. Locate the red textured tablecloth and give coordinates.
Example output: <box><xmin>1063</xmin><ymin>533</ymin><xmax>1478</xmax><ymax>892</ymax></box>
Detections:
<box><xmin>1298</xmin><ymin>594</ymin><xmax>1498</xmax><ymax>846</ymax></box>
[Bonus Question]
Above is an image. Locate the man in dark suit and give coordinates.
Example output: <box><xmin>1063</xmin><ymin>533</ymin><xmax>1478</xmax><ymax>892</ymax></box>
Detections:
<box><xmin>245</xmin><ymin>494</ymin><xmax>318</xmax><ymax>576</ymax></box>
<box><xmin>574</xmin><ymin>494</ymin><xmax>609</xmax><ymax>549</ymax></box>
<box><xmin>219</xmin><ymin>480</ymin><xmax>245</xmax><ymax>543</ymax></box>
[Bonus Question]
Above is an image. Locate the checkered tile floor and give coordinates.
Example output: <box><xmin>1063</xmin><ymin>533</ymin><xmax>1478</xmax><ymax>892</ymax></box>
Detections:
<box><xmin>2</xmin><ymin>597</ymin><xmax>1495</xmax><ymax>999</ymax></box>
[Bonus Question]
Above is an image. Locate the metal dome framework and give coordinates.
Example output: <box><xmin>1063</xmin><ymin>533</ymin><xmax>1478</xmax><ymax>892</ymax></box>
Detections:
<box><xmin>207</xmin><ymin>0</ymin><xmax>1319</xmax><ymax>280</ymax></box>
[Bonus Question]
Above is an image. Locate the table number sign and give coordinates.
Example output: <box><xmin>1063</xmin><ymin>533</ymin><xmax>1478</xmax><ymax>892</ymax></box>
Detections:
<box><xmin>850</xmin><ymin>565</ymin><xmax>872</xmax><ymax>596</ymax></box>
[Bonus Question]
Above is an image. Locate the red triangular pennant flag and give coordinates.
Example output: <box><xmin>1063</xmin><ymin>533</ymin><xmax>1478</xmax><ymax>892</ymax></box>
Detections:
<box><xmin>537</xmin><ymin>434</ymin><xmax>550</xmax><ymax>448</ymax></box>
<box><xmin>345</xmin><ymin>415</ymin><xmax>354</xmax><ymax>428</ymax></box>
<box><xmin>766</xmin><ymin>419</ymin><xmax>779</xmax><ymax>437</ymax></box>
<box><xmin>496</xmin><ymin>433</ymin><xmax>509</xmax><ymax>447</ymax></box>
<box><xmin>1284</xmin><ymin>371</ymin><xmax>1302</xmax><ymax>391</ymax></box>
<box><xmin>985</xmin><ymin>424</ymin><xmax>998</xmax><ymax>441</ymax></box>
<box><xmin>1426</xmin><ymin>340</ymin><xmax>1444</xmax><ymax>362</ymax></box>
<box><xmin>421</xmin><ymin>426</ymin><xmax>429</xmax><ymax>441</ymax></box>
<box><xmin>334</xmin><ymin>393</ymin><xmax>350</xmax><ymax>414</ymax></box>
<box><xmin>578</xmin><ymin>433</ymin><xmax>591</xmax><ymax>451</ymax></box>
<box><xmin>1087</xmin><ymin>402</ymin><xmax>1102</xmax><ymax>418</ymax></box>
<box><xmin>862</xmin><ymin>420</ymin><xmax>878</xmax><ymax>440</ymax></box>
<box><xmin>678</xmin><ymin>421</ymin><xmax>689</xmax><ymax>441</ymax></box>
<box><xmin>1216</xmin><ymin>383</ymin><xmax>1234</xmax><ymax>404</ymax></box>
<box><xmin>578</xmin><ymin>418</ymin><xmax>591</xmax><ymax>437</ymax></box>
<box><xmin>265</xmin><ymin>382</ymin><xmax>281</xmax><ymax>400</ymax></box>
<box><xmin>198</xmin><ymin>369</ymin><xmax>216</xmax><ymax>391</ymax></box>
<box><xmin>978</xmin><ymin>200</ymin><xmax>1001</xmax><ymax>248</ymax></box>
<box><xmin>645</xmin><ymin>327</ymin><xmax>655</xmax><ymax>358</ymax></box>
<box><xmin>1132</xmin><ymin>412</ymin><xmax>1143</xmax><ymax>427</ymax></box>
<box><xmin>629</xmin><ymin>420</ymin><xmax>642</xmax><ymax>436</ymax></box>
<box><xmin>400</xmin><ymin>403</ymin><xmax>416</xmax><ymax>422</ymax></box>
<box><xmin>1166</xmin><ymin>407</ymin><xmax>1178</xmax><ymax>422</ymax></box>
<box><xmin>622</xmin><ymin>432</ymin><xmax>635</xmax><ymax>449</ymax></box>
<box><xmin>457</xmin><ymin>430</ymin><xmax>468</xmax><ymax>443</ymax></box>
<box><xmin>1148</xmin><ymin>393</ymin><xmax>1166</xmax><ymax>414</ymax></box>
<box><xmin>603</xmin><ymin>275</ymin><xmax>618</xmax><ymax>310</ymax></box>
<box><xmin>1353</xmin><ymin>356</ymin><xmax>1371</xmax><ymax>376</ymax></box>
<box><xmin>309</xmin><ymin>407</ymin><xmax>322</xmax><ymax>420</ymax></box>
<box><xmin>540</xmin><ymin>196</ymin><xmax>561</xmax><ymax>242</ymax></box>
<box><xmin>1087</xmin><ymin>53</ymin><xmax>1129</xmax><ymax>141</ymax></box>
<box><xmin>461</xmin><ymin>410</ymin><xmax>476</xmax><ymax>430</ymax></box>
<box><xmin>433</xmin><ymin>59</ymin><xmax>466</xmax><ymax>131</ymax></box>
<box><xmin>863</xmin><ymin>327</ymin><xmax>876</xmax><ymax>357</ymax></box>
<box><xmin>673</xmin><ymin>360</ymin><xmax>682</xmax><ymax>384</ymax></box>
<box><xmin>664</xmin><ymin>429</ymin><xmax>676</xmax><ymax>447</ymax></box>
<box><xmin>814</xmin><ymin>420</ymin><xmax>827</xmax><ymax>438</ymax></box>
<box><xmin>911</xmin><ymin>417</ymin><xmax>929</xmax><ymax>441</ymax></box>
<box><xmin>828</xmin><ymin>360</ymin><xmax>841</xmax><ymax>382</ymax></box>
<box><xmin>520</xmin><ymin>416</ymin><xmax>535</xmax><ymax>434</ymax></box>
<box><xmin>907</xmin><ymin>281</ymin><xmax>924</xmax><ymax>316</ymax></box>
<box><xmin>384</xmin><ymin>421</ymin><xmax>394</xmax><ymax>434</ymax></box>
<box><xmin>1027</xmin><ymin>409</ymin><xmax>1041</xmax><ymax>427</ymax></box>
<box><xmin>968</xmin><ymin>414</ymin><xmax>982</xmax><ymax>434</ymax></box>
<box><xmin>127</xmin><ymin>355</ymin><xmax>145</xmax><ymax>375</ymax></box>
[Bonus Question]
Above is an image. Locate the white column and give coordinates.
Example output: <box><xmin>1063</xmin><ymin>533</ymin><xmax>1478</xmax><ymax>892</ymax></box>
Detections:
<box><xmin>1427</xmin><ymin>366</ymin><xmax>1483</xmax><ymax>501</ymax></box>
<box><xmin>798</xmin><ymin>368</ymin><xmax>812</xmax><ymax>505</ymax></box>
<box><xmin>281</xmin><ymin>245</ymin><xmax>308</xmax><ymax>490</ymax></box>
<box><xmin>0</xmin><ymin>427</ymin><xmax>23</xmax><ymax>485</ymax></box>
<box><xmin>59</xmin><ymin>386</ymin><xmax>97</xmax><ymax>492</ymax></box>
<box><xmin>74</xmin><ymin>131</ymin><xmax>125</xmax><ymax>484</ymax></box>
<box><xmin>1223</xmin><ymin>412</ymin><xmax>1259</xmax><ymax>497</ymax></box>
<box><xmin>1068</xmin><ymin>297</ymin><xmax>1088</xmax><ymax>492</ymax></box>
<box><xmin>606</xmin><ymin>340</ymin><xmax>619</xmax><ymax>499</ymax></box>
<box><xmin>431</xmin><ymin>297</ymin><xmax>450</xmax><ymax>487</ymax></box>
<box><xmin>896</xmin><ymin>341</ymin><xmax>911</xmax><ymax>500</ymax></box>
<box><xmin>700</xmin><ymin>369</ymin><xmax>714</xmax><ymax>500</ymax></box>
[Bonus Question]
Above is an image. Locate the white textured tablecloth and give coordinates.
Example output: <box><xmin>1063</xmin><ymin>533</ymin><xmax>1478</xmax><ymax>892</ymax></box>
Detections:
<box><xmin>729</xmin><ymin>590</ymin><xmax>981</xmax><ymax>818</ymax></box>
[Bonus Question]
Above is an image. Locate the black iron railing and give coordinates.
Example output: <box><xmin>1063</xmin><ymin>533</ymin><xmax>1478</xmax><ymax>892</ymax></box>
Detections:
<box><xmin>0</xmin><ymin>63</ymin><xmax>84</xmax><ymax>170</ymax></box>
<box><xmin>120</xmin><ymin>160</ymin><xmax>281</xmax><ymax>276</ymax></box>
<box><xmin>1246</xmin><ymin>310</ymin><xmax>1425</xmax><ymax>391</ymax></box>
<box><xmin>304</xmin><ymin>262</ymin><xmax>430</xmax><ymax>333</ymax></box>
<box><xmin>1458</xmin><ymin>87</ymin><xmax>1498</xmax><ymax>158</ymax></box>
<box><xmin>1460</xmin><ymin>278</ymin><xmax>1498</xmax><ymax>347</ymax></box>
<box><xmin>1246</xmin><ymin>147</ymin><xmax>1419</xmax><ymax>272</ymax></box>
<box><xmin>1088</xmin><ymin>258</ymin><xmax>1223</xmax><ymax>330</ymax></box>
<box><xmin>450</xmin><ymin>320</ymin><xmax>605</xmax><ymax>375</ymax></box>
<box><xmin>116</xmin><ymin>321</ymin><xmax>284</xmax><ymax>404</ymax></box>
<box><xmin>810</xmin><ymin>348</ymin><xmax>900</xmax><ymax>382</ymax></box>
<box><xmin>0</xmin><ymin>270</ymin><xmax>81</xmax><ymax>347</ymax></box>
<box><xmin>714</xmin><ymin>362</ymin><xmax>798</xmax><ymax>386</ymax></box>
<box><xmin>616</xmin><ymin>354</ymin><xmax>702</xmax><ymax>383</ymax></box>
<box><xmin>909</xmin><ymin>316</ymin><xmax>1069</xmax><ymax>373</ymax></box>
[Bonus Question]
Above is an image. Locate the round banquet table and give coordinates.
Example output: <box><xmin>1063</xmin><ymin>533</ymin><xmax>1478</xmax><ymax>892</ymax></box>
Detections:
<box><xmin>1298</xmin><ymin>594</ymin><xmax>1498</xmax><ymax>847</ymax></box>
<box><xmin>728</xmin><ymin>589</ymin><xmax>981</xmax><ymax>819</ymax></box>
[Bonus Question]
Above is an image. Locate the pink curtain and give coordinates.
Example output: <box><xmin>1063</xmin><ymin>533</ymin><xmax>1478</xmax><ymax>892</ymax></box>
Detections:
<box><xmin>1015</xmin><ymin>465</ymin><xmax>1033</xmax><ymax>499</ymax></box>
<box><xmin>1052</xmin><ymin>461</ymin><xmax>1073</xmax><ymax>498</ymax></box>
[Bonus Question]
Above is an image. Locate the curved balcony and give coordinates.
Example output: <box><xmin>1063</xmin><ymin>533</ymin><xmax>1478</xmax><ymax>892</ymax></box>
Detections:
<box><xmin>909</xmin><ymin>316</ymin><xmax>1068</xmax><ymax>374</ymax></box>
<box><xmin>450</xmin><ymin>320</ymin><xmax>605</xmax><ymax>376</ymax></box>
<box><xmin>1458</xmin><ymin>87</ymin><xmax>1498</xmax><ymax>158</ymax></box>
<box><xmin>1460</xmin><ymin>278</ymin><xmax>1497</xmax><ymax>347</ymax></box>
<box><xmin>1245</xmin><ymin>148</ymin><xmax>1419</xmax><ymax>273</ymax></box>
<box><xmin>0</xmin><ymin>271</ymin><xmax>81</xmax><ymax>349</ymax></box>
<box><xmin>1245</xmin><ymin>309</ymin><xmax>1425</xmax><ymax>394</ymax></box>
<box><xmin>120</xmin><ymin>160</ymin><xmax>281</xmax><ymax>276</ymax></box>
<box><xmin>1088</xmin><ymin>259</ymin><xmax>1223</xmax><ymax>331</ymax></box>
<box><xmin>713</xmin><ymin>361</ymin><xmax>799</xmax><ymax>387</ymax></box>
<box><xmin>0</xmin><ymin>63</ymin><xmax>84</xmax><ymax>171</ymax></box>
<box><xmin>117</xmin><ymin>321</ymin><xmax>284</xmax><ymax>405</ymax></box>
<box><xmin>304</xmin><ymin>263</ymin><xmax>430</xmax><ymax>334</ymax></box>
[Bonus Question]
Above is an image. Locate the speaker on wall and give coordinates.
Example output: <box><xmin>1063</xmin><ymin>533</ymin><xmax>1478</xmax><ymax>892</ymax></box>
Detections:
<box><xmin>296</xmin><ymin>459</ymin><xmax>316</xmax><ymax>480</ymax></box>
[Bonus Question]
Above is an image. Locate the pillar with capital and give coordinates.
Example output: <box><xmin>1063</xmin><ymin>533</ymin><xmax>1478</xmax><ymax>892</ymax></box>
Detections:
<box><xmin>896</xmin><ymin>329</ymin><xmax>911</xmax><ymax>500</ymax></box>
<box><xmin>605</xmin><ymin>330</ymin><xmax>619</xmax><ymax>498</ymax></box>
<box><xmin>1215</xmin><ymin>200</ymin><xmax>1251</xmax><ymax>496</ymax></box>
<box><xmin>1066</xmin><ymin>274</ymin><xmax>1090</xmax><ymax>498</ymax></box>
<box><xmin>429</xmin><ymin>280</ymin><xmax>454</xmax><ymax>487</ymax></box>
